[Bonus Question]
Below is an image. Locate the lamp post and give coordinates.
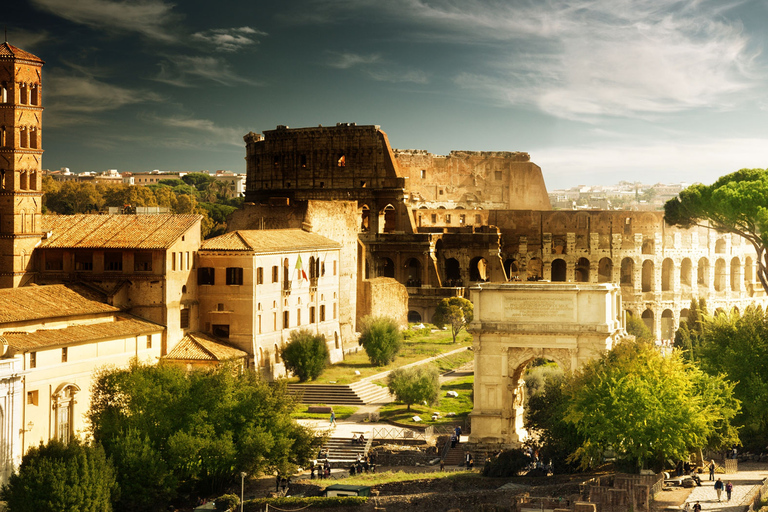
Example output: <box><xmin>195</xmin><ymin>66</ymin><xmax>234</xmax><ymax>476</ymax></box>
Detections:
<box><xmin>240</xmin><ymin>472</ymin><xmax>246</xmax><ymax>512</ymax></box>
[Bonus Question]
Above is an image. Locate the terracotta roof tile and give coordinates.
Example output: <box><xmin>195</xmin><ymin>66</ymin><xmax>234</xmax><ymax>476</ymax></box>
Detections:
<box><xmin>40</xmin><ymin>214</ymin><xmax>201</xmax><ymax>250</ymax></box>
<box><xmin>0</xmin><ymin>43</ymin><xmax>44</xmax><ymax>63</ymax></box>
<box><xmin>201</xmin><ymin>229</ymin><xmax>340</xmax><ymax>253</ymax></box>
<box><xmin>0</xmin><ymin>285</ymin><xmax>117</xmax><ymax>323</ymax></box>
<box><xmin>165</xmin><ymin>332</ymin><xmax>248</xmax><ymax>361</ymax></box>
<box><xmin>3</xmin><ymin>316</ymin><xmax>163</xmax><ymax>351</ymax></box>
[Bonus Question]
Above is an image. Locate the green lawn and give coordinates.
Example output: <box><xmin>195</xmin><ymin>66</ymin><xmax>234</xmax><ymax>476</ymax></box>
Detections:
<box><xmin>378</xmin><ymin>375</ymin><xmax>474</xmax><ymax>426</ymax></box>
<box><xmin>335</xmin><ymin>469</ymin><xmax>477</xmax><ymax>486</ymax></box>
<box><xmin>302</xmin><ymin>326</ymin><xmax>472</xmax><ymax>385</ymax></box>
<box><xmin>291</xmin><ymin>405</ymin><xmax>358</xmax><ymax>421</ymax></box>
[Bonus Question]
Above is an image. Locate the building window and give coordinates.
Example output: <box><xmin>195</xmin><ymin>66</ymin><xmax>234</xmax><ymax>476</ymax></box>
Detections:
<box><xmin>310</xmin><ymin>306</ymin><xmax>316</xmax><ymax>323</ymax></box>
<box><xmin>198</xmin><ymin>267</ymin><xmax>215</xmax><ymax>285</ymax></box>
<box><xmin>186</xmin><ymin>252</ymin><xmax>190</xmax><ymax>270</ymax></box>
<box><xmin>179</xmin><ymin>252</ymin><xmax>183</xmax><ymax>271</ymax></box>
<box><xmin>135</xmin><ymin>252</ymin><xmax>152</xmax><ymax>272</ymax></box>
<box><xmin>212</xmin><ymin>324</ymin><xmax>230</xmax><ymax>338</ymax></box>
<box><xmin>283</xmin><ymin>311</ymin><xmax>289</xmax><ymax>329</ymax></box>
<box><xmin>29</xmin><ymin>352</ymin><xmax>36</xmax><ymax>368</ymax></box>
<box><xmin>272</xmin><ymin>265</ymin><xmax>279</xmax><ymax>283</ymax></box>
<box><xmin>62</xmin><ymin>347</ymin><xmax>68</xmax><ymax>363</ymax></box>
<box><xmin>104</xmin><ymin>252</ymin><xmax>123</xmax><ymax>271</ymax></box>
<box><xmin>172</xmin><ymin>252</ymin><xmax>176</xmax><ymax>271</ymax></box>
<box><xmin>297</xmin><ymin>309</ymin><xmax>301</xmax><ymax>326</ymax></box>
<box><xmin>54</xmin><ymin>385</ymin><xmax>77</xmax><ymax>445</ymax></box>
<box><xmin>258</xmin><ymin>315</ymin><xmax>262</xmax><ymax>334</ymax></box>
<box><xmin>27</xmin><ymin>390</ymin><xmax>38</xmax><ymax>406</ymax></box>
<box><xmin>180</xmin><ymin>308</ymin><xmax>190</xmax><ymax>329</ymax></box>
<box><xmin>333</xmin><ymin>303</ymin><xmax>337</xmax><ymax>319</ymax></box>
<box><xmin>257</xmin><ymin>267</ymin><xmax>264</xmax><ymax>284</ymax></box>
<box><xmin>320</xmin><ymin>305</ymin><xmax>325</xmax><ymax>322</ymax></box>
<box><xmin>333</xmin><ymin>261</ymin><xmax>337</xmax><ymax>275</ymax></box>
<box><xmin>420</xmin><ymin>169</ymin><xmax>426</xmax><ymax>179</ymax></box>
<box><xmin>446</xmin><ymin>214</ymin><xmax>452</xmax><ymax>223</ymax></box>
<box><xmin>45</xmin><ymin>251</ymin><xmax>63</xmax><ymax>271</ymax></box>
<box><xmin>217</xmin><ymin>303</ymin><xmax>225</xmax><ymax>311</ymax></box>
<box><xmin>460</xmin><ymin>214</ymin><xmax>466</xmax><ymax>224</ymax></box>
<box><xmin>431</xmin><ymin>214</ymin><xmax>437</xmax><ymax>223</ymax></box>
<box><xmin>226</xmin><ymin>267</ymin><xmax>244</xmax><ymax>285</ymax></box>
<box><xmin>146</xmin><ymin>336</ymin><xmax>152</xmax><ymax>349</ymax></box>
<box><xmin>74</xmin><ymin>252</ymin><xmax>93</xmax><ymax>271</ymax></box>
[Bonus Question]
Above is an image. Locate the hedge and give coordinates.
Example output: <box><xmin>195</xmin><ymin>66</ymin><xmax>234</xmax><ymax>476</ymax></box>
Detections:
<box><xmin>244</xmin><ymin>496</ymin><xmax>368</xmax><ymax>510</ymax></box>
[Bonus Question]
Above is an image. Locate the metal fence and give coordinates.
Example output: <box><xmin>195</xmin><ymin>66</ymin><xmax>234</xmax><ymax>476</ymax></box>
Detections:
<box><xmin>371</xmin><ymin>426</ymin><xmax>433</xmax><ymax>441</ymax></box>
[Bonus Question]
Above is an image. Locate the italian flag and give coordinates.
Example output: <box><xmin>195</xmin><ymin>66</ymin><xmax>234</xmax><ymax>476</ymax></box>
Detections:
<box><xmin>295</xmin><ymin>255</ymin><xmax>308</xmax><ymax>281</ymax></box>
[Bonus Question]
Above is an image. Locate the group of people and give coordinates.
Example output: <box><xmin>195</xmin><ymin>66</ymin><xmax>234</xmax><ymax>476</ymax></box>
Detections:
<box><xmin>450</xmin><ymin>425</ymin><xmax>462</xmax><ymax>448</ymax></box>
<box><xmin>349</xmin><ymin>453</ymin><xmax>375</xmax><ymax>475</ymax></box>
<box><xmin>352</xmin><ymin>433</ymin><xmax>366</xmax><ymax>445</ymax></box>
<box><xmin>310</xmin><ymin>459</ymin><xmax>332</xmax><ymax>479</ymax></box>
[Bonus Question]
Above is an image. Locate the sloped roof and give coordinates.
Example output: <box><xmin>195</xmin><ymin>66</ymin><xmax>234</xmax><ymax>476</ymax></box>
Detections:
<box><xmin>0</xmin><ymin>285</ymin><xmax>117</xmax><ymax>324</ymax></box>
<box><xmin>40</xmin><ymin>214</ymin><xmax>201</xmax><ymax>249</ymax></box>
<box><xmin>3</xmin><ymin>315</ymin><xmax>163</xmax><ymax>351</ymax></box>
<box><xmin>164</xmin><ymin>332</ymin><xmax>247</xmax><ymax>362</ymax></box>
<box><xmin>200</xmin><ymin>229</ymin><xmax>340</xmax><ymax>253</ymax></box>
<box><xmin>0</xmin><ymin>42</ymin><xmax>44</xmax><ymax>63</ymax></box>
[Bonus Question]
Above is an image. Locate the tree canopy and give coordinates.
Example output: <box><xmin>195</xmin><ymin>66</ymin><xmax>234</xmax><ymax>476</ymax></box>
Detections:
<box><xmin>665</xmin><ymin>168</ymin><xmax>768</xmax><ymax>294</ymax></box>
<box><xmin>88</xmin><ymin>362</ymin><xmax>321</xmax><ymax>511</ymax></box>
<box><xmin>565</xmin><ymin>341</ymin><xmax>739</xmax><ymax>471</ymax></box>
<box><xmin>432</xmin><ymin>297</ymin><xmax>473</xmax><ymax>343</ymax></box>
<box><xmin>281</xmin><ymin>329</ymin><xmax>329</xmax><ymax>382</ymax></box>
<box><xmin>1</xmin><ymin>439</ymin><xmax>118</xmax><ymax>512</ymax></box>
<box><xmin>359</xmin><ymin>316</ymin><xmax>402</xmax><ymax>366</ymax></box>
<box><xmin>386</xmin><ymin>366</ymin><xmax>441</xmax><ymax>411</ymax></box>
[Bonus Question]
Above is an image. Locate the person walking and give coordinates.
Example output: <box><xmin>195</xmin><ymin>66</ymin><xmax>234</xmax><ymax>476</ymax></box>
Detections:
<box><xmin>330</xmin><ymin>410</ymin><xmax>336</xmax><ymax>427</ymax></box>
<box><xmin>709</xmin><ymin>460</ymin><xmax>715</xmax><ymax>481</ymax></box>
<box><xmin>714</xmin><ymin>478</ymin><xmax>724</xmax><ymax>501</ymax></box>
<box><xmin>726</xmin><ymin>480</ymin><xmax>733</xmax><ymax>501</ymax></box>
<box><xmin>692</xmin><ymin>502</ymin><xmax>702</xmax><ymax>512</ymax></box>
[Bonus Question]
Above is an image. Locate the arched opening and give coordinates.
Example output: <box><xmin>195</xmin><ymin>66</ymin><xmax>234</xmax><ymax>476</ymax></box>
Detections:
<box><xmin>679</xmin><ymin>308</ymin><xmax>690</xmax><ymax>324</ymax></box>
<box><xmin>642</xmin><ymin>239</ymin><xmax>654</xmax><ymax>255</ymax></box>
<box><xmin>405</xmin><ymin>258</ymin><xmax>422</xmax><ymax>287</ymax></box>
<box><xmin>527</xmin><ymin>258</ymin><xmax>542</xmax><ymax>281</ymax></box>
<box><xmin>680</xmin><ymin>258</ymin><xmax>692</xmax><ymax>287</ymax></box>
<box><xmin>730</xmin><ymin>257</ymin><xmax>741</xmax><ymax>292</ymax></box>
<box><xmin>620</xmin><ymin>258</ymin><xmax>634</xmax><ymax>287</ymax></box>
<box><xmin>470</xmin><ymin>257</ymin><xmax>488</xmax><ymax>282</ymax></box>
<box><xmin>661</xmin><ymin>309</ymin><xmax>675</xmax><ymax>340</ymax></box>
<box><xmin>661</xmin><ymin>258</ymin><xmax>674</xmax><ymax>291</ymax></box>
<box><xmin>551</xmin><ymin>259</ymin><xmax>566</xmax><ymax>282</ymax></box>
<box><xmin>379</xmin><ymin>257</ymin><xmax>395</xmax><ymax>278</ymax></box>
<box><xmin>504</xmin><ymin>258</ymin><xmax>519</xmax><ymax>281</ymax></box>
<box><xmin>715</xmin><ymin>238</ymin><xmax>726</xmax><ymax>253</ymax></box>
<box><xmin>274</xmin><ymin>343</ymin><xmax>281</xmax><ymax>363</ymax></box>
<box><xmin>259</xmin><ymin>347</ymin><xmax>266</xmax><ymax>367</ymax></box>
<box><xmin>714</xmin><ymin>258</ymin><xmax>726</xmax><ymax>291</ymax></box>
<box><xmin>641</xmin><ymin>309</ymin><xmax>654</xmax><ymax>334</ymax></box>
<box><xmin>598</xmin><ymin>257</ymin><xmax>612</xmax><ymax>283</ymax></box>
<box><xmin>714</xmin><ymin>307</ymin><xmax>726</xmax><ymax>317</ymax></box>
<box><xmin>697</xmin><ymin>257</ymin><xmax>709</xmax><ymax>287</ymax></box>
<box><xmin>408</xmin><ymin>311</ymin><xmax>422</xmax><ymax>323</ymax></box>
<box><xmin>334</xmin><ymin>332</ymin><xmax>340</xmax><ymax>349</ymax></box>
<box><xmin>575</xmin><ymin>258</ymin><xmax>589</xmax><ymax>282</ymax></box>
<box><xmin>360</xmin><ymin>205</ymin><xmax>370</xmax><ymax>232</ymax></box>
<box><xmin>381</xmin><ymin>204</ymin><xmax>396</xmax><ymax>233</ymax></box>
<box><xmin>53</xmin><ymin>383</ymin><xmax>81</xmax><ymax>445</ymax></box>
<box><xmin>445</xmin><ymin>258</ymin><xmax>461</xmax><ymax>286</ymax></box>
<box><xmin>309</xmin><ymin>256</ymin><xmax>317</xmax><ymax>279</ymax></box>
<box><xmin>641</xmin><ymin>260</ymin><xmax>654</xmax><ymax>292</ymax></box>
<box><xmin>552</xmin><ymin>237</ymin><xmax>566</xmax><ymax>255</ymax></box>
<box><xmin>745</xmin><ymin>256</ymin><xmax>754</xmax><ymax>296</ymax></box>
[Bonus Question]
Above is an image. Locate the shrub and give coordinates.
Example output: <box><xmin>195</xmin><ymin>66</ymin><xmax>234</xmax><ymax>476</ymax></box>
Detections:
<box><xmin>387</xmin><ymin>366</ymin><xmax>440</xmax><ymax>410</ymax></box>
<box><xmin>482</xmin><ymin>449</ymin><xmax>530</xmax><ymax>477</ymax></box>
<box><xmin>215</xmin><ymin>494</ymin><xmax>240</xmax><ymax>511</ymax></box>
<box><xmin>359</xmin><ymin>316</ymin><xmax>402</xmax><ymax>366</ymax></box>
<box><xmin>281</xmin><ymin>330</ymin><xmax>329</xmax><ymax>382</ymax></box>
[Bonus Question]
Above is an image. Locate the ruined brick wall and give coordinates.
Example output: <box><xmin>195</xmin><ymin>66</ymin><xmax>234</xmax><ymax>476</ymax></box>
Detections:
<box><xmin>357</xmin><ymin>277</ymin><xmax>409</xmax><ymax>328</ymax></box>
<box><xmin>394</xmin><ymin>149</ymin><xmax>551</xmax><ymax>211</ymax></box>
<box><xmin>228</xmin><ymin>200</ymin><xmax>359</xmax><ymax>346</ymax></box>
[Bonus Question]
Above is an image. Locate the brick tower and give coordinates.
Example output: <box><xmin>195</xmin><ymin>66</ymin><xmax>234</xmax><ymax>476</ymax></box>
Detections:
<box><xmin>0</xmin><ymin>42</ymin><xmax>44</xmax><ymax>287</ymax></box>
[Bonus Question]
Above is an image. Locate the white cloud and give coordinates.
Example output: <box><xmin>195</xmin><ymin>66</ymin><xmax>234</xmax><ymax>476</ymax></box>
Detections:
<box><xmin>191</xmin><ymin>27</ymin><xmax>266</xmax><ymax>52</ymax></box>
<box><xmin>328</xmin><ymin>52</ymin><xmax>382</xmax><ymax>69</ymax></box>
<box><xmin>30</xmin><ymin>0</ymin><xmax>180</xmax><ymax>41</ymax></box>
<box><xmin>326</xmin><ymin>51</ymin><xmax>428</xmax><ymax>83</ymax></box>
<box><xmin>154</xmin><ymin>56</ymin><xmax>256</xmax><ymax>87</ymax></box>
<box><xmin>138</xmin><ymin>113</ymin><xmax>246</xmax><ymax>147</ymax></box>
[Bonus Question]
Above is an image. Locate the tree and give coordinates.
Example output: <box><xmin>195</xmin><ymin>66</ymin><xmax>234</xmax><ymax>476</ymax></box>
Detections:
<box><xmin>565</xmin><ymin>341</ymin><xmax>739</xmax><ymax>472</ymax></box>
<box><xmin>673</xmin><ymin>298</ymin><xmax>708</xmax><ymax>362</ymax></box>
<box><xmin>358</xmin><ymin>316</ymin><xmax>402</xmax><ymax>366</ymax></box>
<box><xmin>432</xmin><ymin>297</ymin><xmax>473</xmax><ymax>343</ymax></box>
<box><xmin>182</xmin><ymin>172</ymin><xmax>215</xmax><ymax>190</ymax></box>
<box><xmin>89</xmin><ymin>362</ymin><xmax>321</xmax><ymax>511</ymax></box>
<box><xmin>1</xmin><ymin>439</ymin><xmax>118</xmax><ymax>512</ymax></box>
<box><xmin>698</xmin><ymin>306</ymin><xmax>768</xmax><ymax>450</ymax></box>
<box><xmin>625</xmin><ymin>313</ymin><xmax>654</xmax><ymax>343</ymax></box>
<box><xmin>281</xmin><ymin>330</ymin><xmax>329</xmax><ymax>382</ymax></box>
<box><xmin>386</xmin><ymin>366</ymin><xmax>440</xmax><ymax>411</ymax></box>
<box><xmin>665</xmin><ymin>168</ymin><xmax>768</xmax><ymax>294</ymax></box>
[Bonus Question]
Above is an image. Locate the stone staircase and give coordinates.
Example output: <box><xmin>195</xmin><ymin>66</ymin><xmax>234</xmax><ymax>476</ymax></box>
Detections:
<box><xmin>318</xmin><ymin>437</ymin><xmax>367</xmax><ymax>467</ymax></box>
<box><xmin>288</xmin><ymin>381</ymin><xmax>392</xmax><ymax>405</ymax></box>
<box><xmin>443</xmin><ymin>445</ymin><xmax>468</xmax><ymax>466</ymax></box>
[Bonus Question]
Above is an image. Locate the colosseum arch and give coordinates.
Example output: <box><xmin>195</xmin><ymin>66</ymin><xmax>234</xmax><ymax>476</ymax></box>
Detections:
<box><xmin>642</xmin><ymin>308</ymin><xmax>654</xmax><ymax>333</ymax></box>
<box><xmin>642</xmin><ymin>260</ymin><xmax>654</xmax><ymax>292</ymax></box>
<box><xmin>598</xmin><ymin>257</ymin><xmax>613</xmax><ymax>283</ymax></box>
<box><xmin>379</xmin><ymin>257</ymin><xmax>395</xmax><ymax>278</ymax></box>
<box><xmin>404</xmin><ymin>257</ymin><xmax>422</xmax><ymax>287</ymax></box>
<box><xmin>620</xmin><ymin>258</ymin><xmax>634</xmax><ymax>287</ymax></box>
<box><xmin>661</xmin><ymin>258</ymin><xmax>674</xmax><ymax>291</ymax></box>
<box><xmin>504</xmin><ymin>258</ymin><xmax>519</xmax><ymax>280</ymax></box>
<box><xmin>470</xmin><ymin>256</ymin><xmax>488</xmax><ymax>282</ymax></box>
<box><xmin>661</xmin><ymin>309</ymin><xmax>675</xmax><ymax>340</ymax></box>
<box><xmin>715</xmin><ymin>238</ymin><xmax>727</xmax><ymax>253</ymax></box>
<box><xmin>551</xmin><ymin>258</ymin><xmax>567</xmax><ymax>282</ymax></box>
<box><xmin>527</xmin><ymin>257</ymin><xmax>542</xmax><ymax>280</ymax></box>
<box><xmin>714</xmin><ymin>258</ymin><xmax>726</xmax><ymax>292</ymax></box>
<box><xmin>444</xmin><ymin>257</ymin><xmax>461</xmax><ymax>285</ymax></box>
<box><xmin>680</xmin><ymin>258</ymin><xmax>692</xmax><ymax>288</ymax></box>
<box><xmin>698</xmin><ymin>257</ymin><xmax>710</xmax><ymax>288</ymax></box>
<box><xmin>575</xmin><ymin>258</ymin><xmax>590</xmax><ymax>282</ymax></box>
<box><xmin>731</xmin><ymin>257</ymin><xmax>741</xmax><ymax>292</ymax></box>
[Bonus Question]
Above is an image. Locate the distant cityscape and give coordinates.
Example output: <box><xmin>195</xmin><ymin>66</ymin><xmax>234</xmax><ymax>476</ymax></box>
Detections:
<box><xmin>548</xmin><ymin>181</ymin><xmax>690</xmax><ymax>211</ymax></box>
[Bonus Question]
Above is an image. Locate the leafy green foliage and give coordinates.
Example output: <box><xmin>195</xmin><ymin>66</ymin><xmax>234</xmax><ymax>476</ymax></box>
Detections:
<box><xmin>281</xmin><ymin>330</ymin><xmax>329</xmax><ymax>382</ymax></box>
<box><xmin>215</xmin><ymin>493</ymin><xmax>240</xmax><ymax>511</ymax></box>
<box><xmin>698</xmin><ymin>306</ymin><xmax>768</xmax><ymax>450</ymax></box>
<box><xmin>674</xmin><ymin>298</ymin><xmax>708</xmax><ymax>362</ymax></box>
<box><xmin>565</xmin><ymin>341</ymin><xmax>740</xmax><ymax>471</ymax></box>
<box><xmin>88</xmin><ymin>362</ymin><xmax>321</xmax><ymax>511</ymax></box>
<box><xmin>432</xmin><ymin>297</ymin><xmax>474</xmax><ymax>343</ymax></box>
<box><xmin>359</xmin><ymin>316</ymin><xmax>403</xmax><ymax>366</ymax></box>
<box><xmin>1</xmin><ymin>439</ymin><xmax>118</xmax><ymax>512</ymax></box>
<box><xmin>625</xmin><ymin>313</ymin><xmax>654</xmax><ymax>343</ymax></box>
<box><xmin>482</xmin><ymin>450</ymin><xmax>530</xmax><ymax>477</ymax></box>
<box><xmin>664</xmin><ymin>168</ymin><xmax>768</xmax><ymax>293</ymax></box>
<box><xmin>386</xmin><ymin>366</ymin><xmax>440</xmax><ymax>411</ymax></box>
<box><xmin>244</xmin><ymin>496</ymin><xmax>367</xmax><ymax>509</ymax></box>
<box><xmin>379</xmin><ymin>374</ymin><xmax>472</xmax><ymax>425</ymax></box>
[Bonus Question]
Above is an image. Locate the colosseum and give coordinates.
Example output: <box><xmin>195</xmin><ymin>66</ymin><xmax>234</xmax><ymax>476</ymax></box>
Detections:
<box><xmin>236</xmin><ymin>123</ymin><xmax>766</xmax><ymax>342</ymax></box>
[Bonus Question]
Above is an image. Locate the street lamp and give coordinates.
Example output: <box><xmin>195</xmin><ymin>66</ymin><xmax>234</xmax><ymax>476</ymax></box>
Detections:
<box><xmin>240</xmin><ymin>472</ymin><xmax>246</xmax><ymax>512</ymax></box>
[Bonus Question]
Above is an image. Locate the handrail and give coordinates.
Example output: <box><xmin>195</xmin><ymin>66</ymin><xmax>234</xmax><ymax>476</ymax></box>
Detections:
<box><xmin>364</xmin><ymin>435</ymin><xmax>372</xmax><ymax>456</ymax></box>
<box><xmin>440</xmin><ymin>435</ymin><xmax>452</xmax><ymax>461</ymax></box>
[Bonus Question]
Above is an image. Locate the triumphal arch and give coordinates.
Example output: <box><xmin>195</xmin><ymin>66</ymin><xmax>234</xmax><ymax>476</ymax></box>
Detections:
<box><xmin>468</xmin><ymin>282</ymin><xmax>627</xmax><ymax>447</ymax></box>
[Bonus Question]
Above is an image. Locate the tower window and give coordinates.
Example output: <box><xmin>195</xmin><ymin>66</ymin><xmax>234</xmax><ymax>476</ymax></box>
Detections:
<box><xmin>420</xmin><ymin>169</ymin><xmax>426</xmax><ymax>179</ymax></box>
<box><xmin>104</xmin><ymin>252</ymin><xmax>123</xmax><ymax>271</ymax></box>
<box><xmin>74</xmin><ymin>252</ymin><xmax>93</xmax><ymax>271</ymax></box>
<box><xmin>134</xmin><ymin>252</ymin><xmax>153</xmax><ymax>272</ymax></box>
<box><xmin>198</xmin><ymin>267</ymin><xmax>215</xmax><ymax>285</ymax></box>
<box><xmin>226</xmin><ymin>267</ymin><xmax>243</xmax><ymax>285</ymax></box>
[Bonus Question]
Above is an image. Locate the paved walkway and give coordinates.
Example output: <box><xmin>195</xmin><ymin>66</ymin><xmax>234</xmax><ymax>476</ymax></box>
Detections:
<box><xmin>682</xmin><ymin>463</ymin><xmax>768</xmax><ymax>511</ymax></box>
<box><xmin>360</xmin><ymin>345</ymin><xmax>472</xmax><ymax>384</ymax></box>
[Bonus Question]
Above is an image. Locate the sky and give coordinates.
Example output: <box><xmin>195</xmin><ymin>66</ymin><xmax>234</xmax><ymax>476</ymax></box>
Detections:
<box><xmin>6</xmin><ymin>0</ymin><xmax>768</xmax><ymax>189</ymax></box>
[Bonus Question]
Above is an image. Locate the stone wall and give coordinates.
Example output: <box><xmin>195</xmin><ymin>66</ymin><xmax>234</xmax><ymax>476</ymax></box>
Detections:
<box><xmin>357</xmin><ymin>277</ymin><xmax>409</xmax><ymax>328</ymax></box>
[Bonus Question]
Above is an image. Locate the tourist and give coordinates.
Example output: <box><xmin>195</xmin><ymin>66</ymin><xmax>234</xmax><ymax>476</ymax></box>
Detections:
<box><xmin>450</xmin><ymin>432</ymin><xmax>457</xmax><ymax>448</ymax></box>
<box><xmin>714</xmin><ymin>478</ymin><xmax>724</xmax><ymax>501</ymax></box>
<box><xmin>726</xmin><ymin>480</ymin><xmax>733</xmax><ymax>501</ymax></box>
<box><xmin>330</xmin><ymin>410</ymin><xmax>336</xmax><ymax>427</ymax></box>
<box><xmin>455</xmin><ymin>425</ymin><xmax>462</xmax><ymax>445</ymax></box>
<box><xmin>709</xmin><ymin>460</ymin><xmax>715</xmax><ymax>481</ymax></box>
<box><xmin>692</xmin><ymin>501</ymin><xmax>701</xmax><ymax>512</ymax></box>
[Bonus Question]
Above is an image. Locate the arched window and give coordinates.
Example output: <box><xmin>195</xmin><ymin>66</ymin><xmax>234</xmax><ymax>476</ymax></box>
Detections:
<box><xmin>504</xmin><ymin>258</ymin><xmax>519</xmax><ymax>280</ymax></box>
<box><xmin>620</xmin><ymin>258</ymin><xmax>634</xmax><ymax>286</ymax></box>
<box><xmin>360</xmin><ymin>205</ymin><xmax>370</xmax><ymax>232</ymax></box>
<box><xmin>53</xmin><ymin>383</ymin><xmax>80</xmax><ymax>445</ymax></box>
<box><xmin>19</xmin><ymin>83</ymin><xmax>28</xmax><ymax>105</ymax></box>
<box><xmin>661</xmin><ymin>309</ymin><xmax>674</xmax><ymax>339</ymax></box>
<box><xmin>642</xmin><ymin>309</ymin><xmax>654</xmax><ymax>334</ymax></box>
<box><xmin>379</xmin><ymin>257</ymin><xmax>395</xmax><ymax>278</ymax></box>
<box><xmin>527</xmin><ymin>257</ymin><xmax>542</xmax><ymax>280</ymax></box>
<box><xmin>697</xmin><ymin>258</ymin><xmax>709</xmax><ymax>287</ymax></box>
<box><xmin>715</xmin><ymin>238</ymin><xmax>726</xmax><ymax>253</ymax></box>
<box><xmin>680</xmin><ymin>258</ymin><xmax>692</xmax><ymax>287</ymax></box>
<box><xmin>551</xmin><ymin>258</ymin><xmax>566</xmax><ymax>282</ymax></box>
<box><xmin>405</xmin><ymin>258</ymin><xmax>421</xmax><ymax>287</ymax></box>
<box><xmin>575</xmin><ymin>258</ymin><xmax>589</xmax><ymax>282</ymax></box>
<box><xmin>30</xmin><ymin>84</ymin><xmax>38</xmax><ymax>105</ymax></box>
<box><xmin>381</xmin><ymin>204</ymin><xmax>396</xmax><ymax>233</ymax></box>
<box><xmin>20</xmin><ymin>127</ymin><xmax>27</xmax><ymax>148</ymax></box>
<box><xmin>470</xmin><ymin>257</ymin><xmax>488</xmax><ymax>282</ymax></box>
<box><xmin>408</xmin><ymin>311</ymin><xmax>422</xmax><ymax>323</ymax></box>
<box><xmin>714</xmin><ymin>258</ymin><xmax>726</xmax><ymax>291</ymax></box>
<box><xmin>731</xmin><ymin>257</ymin><xmax>741</xmax><ymax>292</ymax></box>
<box><xmin>445</xmin><ymin>258</ymin><xmax>461</xmax><ymax>285</ymax></box>
<box><xmin>642</xmin><ymin>260</ymin><xmax>654</xmax><ymax>292</ymax></box>
<box><xmin>598</xmin><ymin>257</ymin><xmax>612</xmax><ymax>283</ymax></box>
<box><xmin>661</xmin><ymin>258</ymin><xmax>674</xmax><ymax>291</ymax></box>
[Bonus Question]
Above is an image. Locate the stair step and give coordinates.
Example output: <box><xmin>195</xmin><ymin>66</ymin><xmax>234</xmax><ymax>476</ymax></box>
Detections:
<box><xmin>288</xmin><ymin>382</ymin><xmax>393</xmax><ymax>406</ymax></box>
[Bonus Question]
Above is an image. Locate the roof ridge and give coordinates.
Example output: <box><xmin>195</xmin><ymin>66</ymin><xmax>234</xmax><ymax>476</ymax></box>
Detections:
<box><xmin>187</xmin><ymin>333</ymin><xmax>218</xmax><ymax>359</ymax></box>
<box><xmin>234</xmin><ymin>231</ymin><xmax>254</xmax><ymax>251</ymax></box>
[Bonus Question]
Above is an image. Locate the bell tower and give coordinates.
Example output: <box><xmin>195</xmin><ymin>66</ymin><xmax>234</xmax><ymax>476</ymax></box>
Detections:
<box><xmin>0</xmin><ymin>42</ymin><xmax>44</xmax><ymax>287</ymax></box>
